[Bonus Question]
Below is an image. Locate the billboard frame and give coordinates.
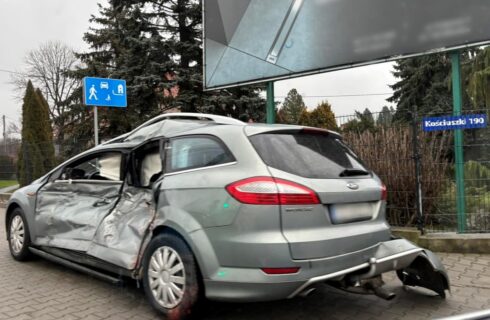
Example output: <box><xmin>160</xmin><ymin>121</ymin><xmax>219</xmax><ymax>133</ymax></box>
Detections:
<box><xmin>202</xmin><ymin>0</ymin><xmax>490</xmax><ymax>91</ymax></box>
<box><xmin>203</xmin><ymin>38</ymin><xmax>490</xmax><ymax>91</ymax></box>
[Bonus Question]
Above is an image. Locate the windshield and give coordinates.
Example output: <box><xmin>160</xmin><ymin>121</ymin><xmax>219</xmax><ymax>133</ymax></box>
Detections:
<box><xmin>249</xmin><ymin>131</ymin><xmax>370</xmax><ymax>179</ymax></box>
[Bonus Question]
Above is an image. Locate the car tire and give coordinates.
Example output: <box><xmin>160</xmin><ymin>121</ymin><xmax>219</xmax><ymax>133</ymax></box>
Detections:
<box><xmin>7</xmin><ymin>208</ymin><xmax>33</xmax><ymax>261</ymax></box>
<box><xmin>142</xmin><ymin>233</ymin><xmax>201</xmax><ymax>319</ymax></box>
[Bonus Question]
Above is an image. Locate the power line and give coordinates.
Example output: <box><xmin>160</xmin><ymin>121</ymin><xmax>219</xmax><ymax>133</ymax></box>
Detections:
<box><xmin>0</xmin><ymin>68</ymin><xmax>25</xmax><ymax>76</ymax></box>
<box><xmin>276</xmin><ymin>93</ymin><xmax>393</xmax><ymax>99</ymax></box>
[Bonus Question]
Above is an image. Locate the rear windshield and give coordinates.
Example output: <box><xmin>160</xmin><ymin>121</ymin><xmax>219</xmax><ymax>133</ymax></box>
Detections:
<box><xmin>249</xmin><ymin>131</ymin><xmax>369</xmax><ymax>179</ymax></box>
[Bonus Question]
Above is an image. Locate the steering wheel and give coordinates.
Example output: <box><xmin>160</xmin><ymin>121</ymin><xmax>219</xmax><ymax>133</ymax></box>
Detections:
<box><xmin>87</xmin><ymin>171</ymin><xmax>101</xmax><ymax>180</ymax></box>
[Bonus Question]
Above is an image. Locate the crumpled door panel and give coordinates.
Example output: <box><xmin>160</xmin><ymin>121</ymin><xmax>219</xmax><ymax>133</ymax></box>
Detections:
<box><xmin>87</xmin><ymin>187</ymin><xmax>155</xmax><ymax>270</ymax></box>
<box><xmin>35</xmin><ymin>181</ymin><xmax>122</xmax><ymax>251</ymax></box>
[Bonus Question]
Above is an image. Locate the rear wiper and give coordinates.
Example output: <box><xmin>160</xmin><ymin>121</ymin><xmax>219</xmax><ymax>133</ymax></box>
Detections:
<box><xmin>339</xmin><ymin>169</ymin><xmax>370</xmax><ymax>177</ymax></box>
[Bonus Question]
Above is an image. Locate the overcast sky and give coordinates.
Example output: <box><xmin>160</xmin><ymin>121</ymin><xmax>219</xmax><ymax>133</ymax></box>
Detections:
<box><xmin>0</xmin><ymin>0</ymin><xmax>102</xmax><ymax>127</ymax></box>
<box><xmin>0</xmin><ymin>0</ymin><xmax>397</xmax><ymax>130</ymax></box>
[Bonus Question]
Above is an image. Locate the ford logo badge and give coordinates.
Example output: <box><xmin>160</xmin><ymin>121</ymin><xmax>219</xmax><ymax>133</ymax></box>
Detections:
<box><xmin>347</xmin><ymin>183</ymin><xmax>359</xmax><ymax>190</ymax></box>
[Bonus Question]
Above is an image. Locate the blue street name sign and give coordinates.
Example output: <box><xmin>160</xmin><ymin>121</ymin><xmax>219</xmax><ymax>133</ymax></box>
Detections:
<box><xmin>83</xmin><ymin>77</ymin><xmax>127</xmax><ymax>108</ymax></box>
<box><xmin>423</xmin><ymin>114</ymin><xmax>487</xmax><ymax>132</ymax></box>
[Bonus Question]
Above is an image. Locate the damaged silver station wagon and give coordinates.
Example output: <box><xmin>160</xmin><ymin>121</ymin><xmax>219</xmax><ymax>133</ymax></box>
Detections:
<box><xmin>6</xmin><ymin>113</ymin><xmax>450</xmax><ymax>318</ymax></box>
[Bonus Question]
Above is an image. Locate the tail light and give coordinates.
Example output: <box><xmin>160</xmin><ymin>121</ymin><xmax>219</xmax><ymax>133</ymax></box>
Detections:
<box><xmin>226</xmin><ymin>177</ymin><xmax>320</xmax><ymax>205</ymax></box>
<box><xmin>381</xmin><ymin>183</ymin><xmax>387</xmax><ymax>201</ymax></box>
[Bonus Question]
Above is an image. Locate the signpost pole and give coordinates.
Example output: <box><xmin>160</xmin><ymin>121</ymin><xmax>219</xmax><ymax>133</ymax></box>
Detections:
<box><xmin>94</xmin><ymin>106</ymin><xmax>99</xmax><ymax>146</ymax></box>
<box><xmin>451</xmin><ymin>51</ymin><xmax>466</xmax><ymax>233</ymax></box>
<box><xmin>266</xmin><ymin>82</ymin><xmax>275</xmax><ymax>124</ymax></box>
<box><xmin>411</xmin><ymin>105</ymin><xmax>424</xmax><ymax>234</ymax></box>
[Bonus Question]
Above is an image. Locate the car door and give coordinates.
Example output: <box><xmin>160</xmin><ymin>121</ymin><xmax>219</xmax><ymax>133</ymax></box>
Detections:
<box><xmin>87</xmin><ymin>141</ymin><xmax>162</xmax><ymax>270</ymax></box>
<box><xmin>34</xmin><ymin>151</ymin><xmax>124</xmax><ymax>252</ymax></box>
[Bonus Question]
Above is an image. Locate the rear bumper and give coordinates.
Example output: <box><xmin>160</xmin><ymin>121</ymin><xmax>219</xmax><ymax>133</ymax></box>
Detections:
<box><xmin>204</xmin><ymin>239</ymin><xmax>443</xmax><ymax>302</ymax></box>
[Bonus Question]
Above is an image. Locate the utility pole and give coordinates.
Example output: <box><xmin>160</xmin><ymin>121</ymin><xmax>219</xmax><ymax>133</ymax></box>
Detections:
<box><xmin>2</xmin><ymin>115</ymin><xmax>6</xmax><ymax>155</ymax></box>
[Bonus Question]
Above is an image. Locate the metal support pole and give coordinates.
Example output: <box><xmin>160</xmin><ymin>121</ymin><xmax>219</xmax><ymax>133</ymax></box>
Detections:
<box><xmin>451</xmin><ymin>51</ymin><xmax>466</xmax><ymax>233</ymax></box>
<box><xmin>266</xmin><ymin>82</ymin><xmax>275</xmax><ymax>124</ymax></box>
<box><xmin>411</xmin><ymin>105</ymin><xmax>424</xmax><ymax>234</ymax></box>
<box><xmin>94</xmin><ymin>106</ymin><xmax>99</xmax><ymax>146</ymax></box>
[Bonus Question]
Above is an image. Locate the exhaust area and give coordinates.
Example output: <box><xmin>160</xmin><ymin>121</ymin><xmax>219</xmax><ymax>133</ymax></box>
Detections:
<box><xmin>327</xmin><ymin>275</ymin><xmax>396</xmax><ymax>301</ymax></box>
<box><xmin>298</xmin><ymin>287</ymin><xmax>317</xmax><ymax>298</ymax></box>
<box><xmin>372</xmin><ymin>285</ymin><xmax>396</xmax><ymax>301</ymax></box>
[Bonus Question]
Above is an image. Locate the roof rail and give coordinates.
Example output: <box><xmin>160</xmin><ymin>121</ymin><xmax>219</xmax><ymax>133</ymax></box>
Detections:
<box><xmin>101</xmin><ymin>113</ymin><xmax>245</xmax><ymax>145</ymax></box>
<box><xmin>155</xmin><ymin>113</ymin><xmax>244</xmax><ymax>125</ymax></box>
<box><xmin>131</xmin><ymin>112</ymin><xmax>244</xmax><ymax>133</ymax></box>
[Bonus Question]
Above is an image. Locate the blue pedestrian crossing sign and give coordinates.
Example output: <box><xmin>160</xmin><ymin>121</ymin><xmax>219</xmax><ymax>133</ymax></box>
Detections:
<box><xmin>83</xmin><ymin>77</ymin><xmax>127</xmax><ymax>108</ymax></box>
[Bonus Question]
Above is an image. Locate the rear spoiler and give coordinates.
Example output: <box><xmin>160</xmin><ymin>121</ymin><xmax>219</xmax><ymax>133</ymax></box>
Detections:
<box><xmin>244</xmin><ymin>124</ymin><xmax>342</xmax><ymax>139</ymax></box>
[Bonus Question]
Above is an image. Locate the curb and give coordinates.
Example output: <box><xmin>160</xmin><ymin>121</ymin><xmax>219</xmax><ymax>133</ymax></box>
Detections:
<box><xmin>392</xmin><ymin>227</ymin><xmax>490</xmax><ymax>254</ymax></box>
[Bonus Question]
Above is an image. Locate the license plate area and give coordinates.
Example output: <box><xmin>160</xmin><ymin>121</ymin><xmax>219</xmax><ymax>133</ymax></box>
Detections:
<box><xmin>328</xmin><ymin>202</ymin><xmax>376</xmax><ymax>224</ymax></box>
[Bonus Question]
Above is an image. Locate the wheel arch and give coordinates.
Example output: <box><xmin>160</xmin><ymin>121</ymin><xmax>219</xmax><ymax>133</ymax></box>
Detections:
<box><xmin>150</xmin><ymin>224</ymin><xmax>205</xmax><ymax>276</ymax></box>
<box><xmin>143</xmin><ymin>222</ymin><xmax>221</xmax><ymax>287</ymax></box>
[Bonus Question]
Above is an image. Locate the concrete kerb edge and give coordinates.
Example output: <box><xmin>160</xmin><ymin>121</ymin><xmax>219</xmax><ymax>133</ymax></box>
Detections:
<box><xmin>392</xmin><ymin>227</ymin><xmax>490</xmax><ymax>254</ymax></box>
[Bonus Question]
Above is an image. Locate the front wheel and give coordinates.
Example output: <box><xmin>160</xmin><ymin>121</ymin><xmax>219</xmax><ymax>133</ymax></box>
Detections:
<box><xmin>7</xmin><ymin>208</ymin><xmax>33</xmax><ymax>261</ymax></box>
<box><xmin>142</xmin><ymin>233</ymin><xmax>201</xmax><ymax>319</ymax></box>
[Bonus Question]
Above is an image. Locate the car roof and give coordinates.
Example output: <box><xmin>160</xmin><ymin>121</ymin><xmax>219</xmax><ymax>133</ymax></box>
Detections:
<box><xmin>42</xmin><ymin>114</ymin><xmax>342</xmax><ymax>181</ymax></box>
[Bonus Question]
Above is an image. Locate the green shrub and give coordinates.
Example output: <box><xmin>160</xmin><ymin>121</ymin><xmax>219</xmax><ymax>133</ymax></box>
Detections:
<box><xmin>435</xmin><ymin>161</ymin><xmax>490</xmax><ymax>231</ymax></box>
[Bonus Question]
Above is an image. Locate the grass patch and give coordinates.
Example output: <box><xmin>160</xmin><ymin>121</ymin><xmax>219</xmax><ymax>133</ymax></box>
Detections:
<box><xmin>0</xmin><ymin>180</ymin><xmax>18</xmax><ymax>189</ymax></box>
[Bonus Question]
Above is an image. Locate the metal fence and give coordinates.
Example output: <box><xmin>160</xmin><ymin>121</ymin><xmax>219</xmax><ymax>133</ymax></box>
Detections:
<box><xmin>1</xmin><ymin>109</ymin><xmax>489</xmax><ymax>233</ymax></box>
<box><xmin>337</xmin><ymin>108</ymin><xmax>490</xmax><ymax>234</ymax></box>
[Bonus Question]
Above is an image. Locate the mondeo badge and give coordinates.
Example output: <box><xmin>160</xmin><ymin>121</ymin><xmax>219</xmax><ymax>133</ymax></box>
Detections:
<box><xmin>347</xmin><ymin>183</ymin><xmax>359</xmax><ymax>190</ymax></box>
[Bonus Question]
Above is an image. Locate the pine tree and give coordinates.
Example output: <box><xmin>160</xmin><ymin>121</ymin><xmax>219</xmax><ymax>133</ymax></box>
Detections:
<box><xmin>146</xmin><ymin>0</ymin><xmax>265</xmax><ymax>120</ymax></box>
<box><xmin>377</xmin><ymin>106</ymin><xmax>395</xmax><ymax>127</ymax></box>
<box><xmin>72</xmin><ymin>1</ymin><xmax>172</xmax><ymax>141</ymax></box>
<box><xmin>18</xmin><ymin>81</ymin><xmax>55</xmax><ymax>186</ymax></box>
<box><xmin>67</xmin><ymin>0</ymin><xmax>266</xmax><ymax>148</ymax></box>
<box><xmin>388</xmin><ymin>54</ymin><xmax>453</xmax><ymax>122</ymax></box>
<box><xmin>342</xmin><ymin>108</ymin><xmax>376</xmax><ymax>133</ymax></box>
<box><xmin>280</xmin><ymin>89</ymin><xmax>307</xmax><ymax>124</ymax></box>
<box><xmin>35</xmin><ymin>89</ymin><xmax>56</xmax><ymax>169</ymax></box>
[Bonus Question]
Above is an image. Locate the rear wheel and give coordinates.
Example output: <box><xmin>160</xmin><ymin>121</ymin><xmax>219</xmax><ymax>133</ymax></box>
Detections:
<box><xmin>7</xmin><ymin>208</ymin><xmax>33</xmax><ymax>261</ymax></box>
<box><xmin>142</xmin><ymin>233</ymin><xmax>201</xmax><ymax>319</ymax></box>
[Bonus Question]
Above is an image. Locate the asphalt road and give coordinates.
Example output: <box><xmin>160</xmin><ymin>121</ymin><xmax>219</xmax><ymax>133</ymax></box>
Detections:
<box><xmin>1</xmin><ymin>208</ymin><xmax>489</xmax><ymax>320</ymax></box>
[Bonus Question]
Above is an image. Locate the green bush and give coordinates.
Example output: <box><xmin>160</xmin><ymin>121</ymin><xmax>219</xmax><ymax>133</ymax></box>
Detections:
<box><xmin>435</xmin><ymin>161</ymin><xmax>490</xmax><ymax>231</ymax></box>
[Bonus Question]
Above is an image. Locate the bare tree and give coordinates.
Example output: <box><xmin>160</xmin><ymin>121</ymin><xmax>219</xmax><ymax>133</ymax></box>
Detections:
<box><xmin>7</xmin><ymin>122</ymin><xmax>20</xmax><ymax>135</ymax></box>
<box><xmin>11</xmin><ymin>41</ymin><xmax>80</xmax><ymax>151</ymax></box>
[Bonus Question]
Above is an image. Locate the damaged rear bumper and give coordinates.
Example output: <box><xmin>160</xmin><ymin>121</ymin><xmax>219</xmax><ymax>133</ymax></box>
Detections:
<box><xmin>289</xmin><ymin>238</ymin><xmax>449</xmax><ymax>298</ymax></box>
<box><xmin>288</xmin><ymin>239</ymin><xmax>424</xmax><ymax>298</ymax></box>
<box><xmin>204</xmin><ymin>238</ymin><xmax>450</xmax><ymax>302</ymax></box>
